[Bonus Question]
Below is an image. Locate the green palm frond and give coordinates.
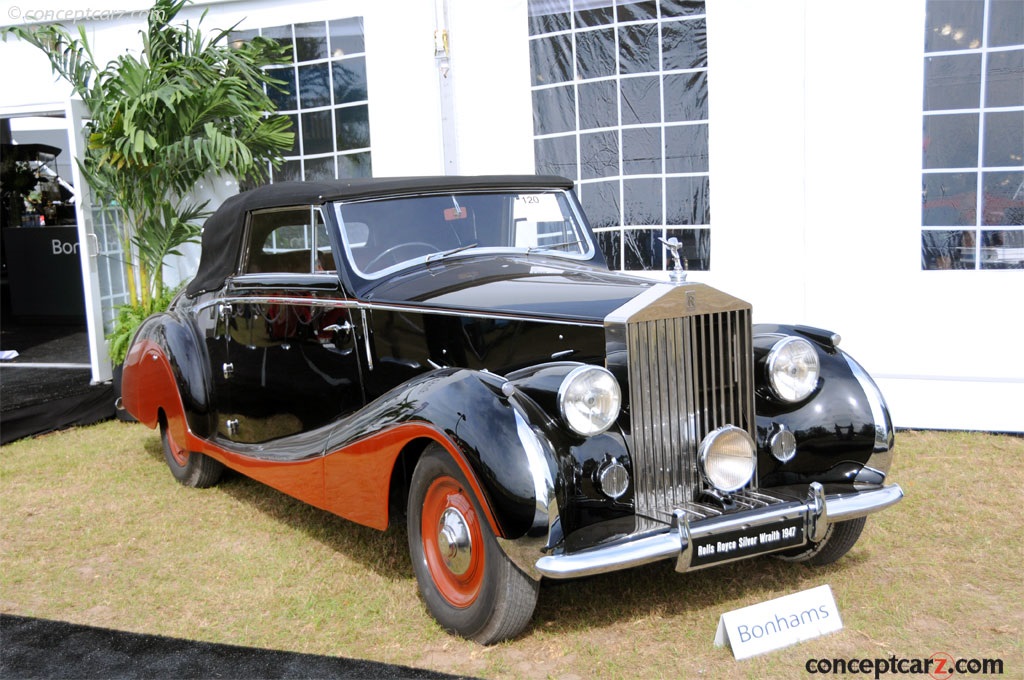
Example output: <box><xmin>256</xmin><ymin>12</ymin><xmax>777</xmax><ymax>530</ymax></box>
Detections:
<box><xmin>5</xmin><ymin>0</ymin><xmax>294</xmax><ymax>347</ymax></box>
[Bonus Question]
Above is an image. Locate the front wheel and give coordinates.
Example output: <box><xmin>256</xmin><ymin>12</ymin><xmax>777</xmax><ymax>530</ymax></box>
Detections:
<box><xmin>161</xmin><ymin>422</ymin><xmax>224</xmax><ymax>488</ymax></box>
<box><xmin>407</xmin><ymin>444</ymin><xmax>539</xmax><ymax>644</ymax></box>
<box><xmin>774</xmin><ymin>517</ymin><xmax>866</xmax><ymax>566</ymax></box>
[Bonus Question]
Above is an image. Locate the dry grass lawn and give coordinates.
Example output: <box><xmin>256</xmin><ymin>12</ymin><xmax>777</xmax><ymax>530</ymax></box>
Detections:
<box><xmin>1</xmin><ymin>424</ymin><xmax>1021</xmax><ymax>678</ymax></box>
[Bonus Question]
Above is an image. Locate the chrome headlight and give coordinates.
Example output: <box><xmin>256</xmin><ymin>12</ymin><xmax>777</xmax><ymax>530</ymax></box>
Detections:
<box><xmin>558</xmin><ymin>365</ymin><xmax>622</xmax><ymax>437</ymax></box>
<box><xmin>766</xmin><ymin>336</ymin><xmax>821</xmax><ymax>402</ymax></box>
<box><xmin>698</xmin><ymin>425</ymin><xmax>757</xmax><ymax>493</ymax></box>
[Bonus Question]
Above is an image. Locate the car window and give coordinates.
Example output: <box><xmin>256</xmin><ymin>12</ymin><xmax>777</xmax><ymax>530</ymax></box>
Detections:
<box><xmin>242</xmin><ymin>206</ymin><xmax>334</xmax><ymax>274</ymax></box>
<box><xmin>335</xmin><ymin>190</ymin><xmax>592</xmax><ymax>278</ymax></box>
<box><xmin>510</xmin><ymin>193</ymin><xmax>580</xmax><ymax>250</ymax></box>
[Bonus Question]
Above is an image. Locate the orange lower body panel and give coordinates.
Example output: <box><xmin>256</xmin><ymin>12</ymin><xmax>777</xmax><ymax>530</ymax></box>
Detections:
<box><xmin>127</xmin><ymin>343</ymin><xmax>498</xmax><ymax>534</ymax></box>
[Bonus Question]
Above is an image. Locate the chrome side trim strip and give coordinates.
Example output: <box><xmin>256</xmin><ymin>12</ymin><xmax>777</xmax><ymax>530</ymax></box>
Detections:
<box><xmin>533</xmin><ymin>483</ymin><xmax>904</xmax><ymax>579</ymax></box>
<box><xmin>195</xmin><ymin>295</ymin><xmax>603</xmax><ymax>328</ymax></box>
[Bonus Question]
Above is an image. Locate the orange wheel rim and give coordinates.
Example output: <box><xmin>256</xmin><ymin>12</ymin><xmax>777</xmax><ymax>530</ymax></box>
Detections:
<box><xmin>421</xmin><ymin>475</ymin><xmax>485</xmax><ymax>608</ymax></box>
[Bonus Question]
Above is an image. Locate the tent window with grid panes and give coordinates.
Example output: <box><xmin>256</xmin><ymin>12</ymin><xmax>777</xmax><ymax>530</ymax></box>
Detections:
<box><xmin>233</xmin><ymin>18</ymin><xmax>371</xmax><ymax>183</ymax></box>
<box><xmin>528</xmin><ymin>0</ymin><xmax>711</xmax><ymax>272</ymax></box>
<box><xmin>921</xmin><ymin>0</ymin><xmax>1024</xmax><ymax>270</ymax></box>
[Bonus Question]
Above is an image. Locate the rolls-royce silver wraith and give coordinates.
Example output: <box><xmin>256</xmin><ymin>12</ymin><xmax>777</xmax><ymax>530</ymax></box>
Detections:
<box><xmin>120</xmin><ymin>176</ymin><xmax>902</xmax><ymax>643</ymax></box>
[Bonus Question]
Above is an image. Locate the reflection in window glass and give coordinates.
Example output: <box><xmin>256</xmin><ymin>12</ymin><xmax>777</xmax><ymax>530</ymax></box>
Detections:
<box><xmin>298</xmin><ymin>63</ymin><xmax>331</xmax><ymax>109</ymax></box>
<box><xmin>578</xmin><ymin>80</ymin><xmax>618</xmax><ymax>130</ymax></box>
<box><xmin>576</xmin><ymin>29</ymin><xmax>617</xmax><ymax>79</ymax></box>
<box><xmin>579</xmin><ymin>180</ymin><xmax>620</xmax><ymax>229</ymax></box>
<box><xmin>623</xmin><ymin>178</ymin><xmax>662</xmax><ymax>225</ymax></box>
<box><xmin>618</xmin><ymin>24</ymin><xmax>660</xmax><ymax>74</ymax></box>
<box><xmin>981</xmin><ymin>229</ymin><xmax>1024</xmax><ymax>268</ymax></box>
<box><xmin>620</xmin><ymin>76</ymin><xmax>661</xmax><ymax>125</ymax></box>
<box><xmin>922</xmin><ymin>173</ymin><xmax>976</xmax><ymax>226</ymax></box>
<box><xmin>335</xmin><ymin>105</ymin><xmax>370</xmax><ymax>151</ymax></box>
<box><xmin>528</xmin><ymin>0</ymin><xmax>711</xmax><ymax>272</ymax></box>
<box><xmin>295</xmin><ymin>21</ymin><xmax>327</xmax><ymax>62</ymax></box>
<box><xmin>922</xmin><ymin>0</ymin><xmax>1023</xmax><ymax>270</ymax></box>
<box><xmin>988</xmin><ymin>0</ymin><xmax>1024</xmax><ymax>47</ymax></box>
<box><xmin>922</xmin><ymin>113</ymin><xmax>980</xmax><ymax>169</ymax></box>
<box><xmin>533</xmin><ymin>86</ymin><xmax>576</xmax><ymax>135</ymax></box>
<box><xmin>580</xmin><ymin>130</ymin><xmax>619</xmax><ymax>180</ymax></box>
<box><xmin>983</xmin><ymin>171</ymin><xmax>1024</xmax><ymax>226</ymax></box>
<box><xmin>622</xmin><ymin>128</ymin><xmax>662</xmax><ymax>175</ymax></box>
<box><xmin>535</xmin><ymin>136</ymin><xmax>578</xmax><ymax>178</ymax></box>
<box><xmin>266</xmin><ymin>67</ymin><xmax>297</xmax><ymax>111</ymax></box>
<box><xmin>923</xmin><ymin>54</ymin><xmax>982</xmax><ymax>110</ymax></box>
<box><xmin>241</xmin><ymin>17</ymin><xmax>371</xmax><ymax>183</ymax></box>
<box><xmin>986</xmin><ymin>49</ymin><xmax>1024</xmax><ymax>107</ymax></box>
<box><xmin>301</xmin><ymin>110</ymin><xmax>334</xmax><ymax>155</ymax></box>
<box><xmin>983</xmin><ymin>112</ymin><xmax>1024</xmax><ymax>167</ymax></box>
<box><xmin>330</xmin><ymin>17</ymin><xmax>365</xmax><ymax>57</ymax></box>
<box><xmin>332</xmin><ymin>58</ymin><xmax>368</xmax><ymax>104</ymax></box>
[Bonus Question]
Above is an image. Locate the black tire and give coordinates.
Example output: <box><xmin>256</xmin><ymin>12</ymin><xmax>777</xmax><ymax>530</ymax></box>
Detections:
<box><xmin>160</xmin><ymin>422</ymin><xmax>224</xmax><ymax>489</ymax></box>
<box><xmin>407</xmin><ymin>444</ymin><xmax>539</xmax><ymax>644</ymax></box>
<box><xmin>775</xmin><ymin>517</ymin><xmax>866</xmax><ymax>566</ymax></box>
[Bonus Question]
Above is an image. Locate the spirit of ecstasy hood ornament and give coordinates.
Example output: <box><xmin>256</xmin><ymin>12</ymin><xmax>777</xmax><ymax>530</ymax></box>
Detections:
<box><xmin>658</xmin><ymin>236</ymin><xmax>687</xmax><ymax>283</ymax></box>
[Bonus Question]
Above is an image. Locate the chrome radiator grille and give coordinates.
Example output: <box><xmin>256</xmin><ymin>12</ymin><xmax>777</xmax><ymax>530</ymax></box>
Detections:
<box><xmin>619</xmin><ymin>285</ymin><xmax>756</xmax><ymax>523</ymax></box>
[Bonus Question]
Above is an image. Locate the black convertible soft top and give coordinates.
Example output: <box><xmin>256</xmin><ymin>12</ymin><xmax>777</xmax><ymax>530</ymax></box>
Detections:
<box><xmin>185</xmin><ymin>175</ymin><xmax>574</xmax><ymax>297</ymax></box>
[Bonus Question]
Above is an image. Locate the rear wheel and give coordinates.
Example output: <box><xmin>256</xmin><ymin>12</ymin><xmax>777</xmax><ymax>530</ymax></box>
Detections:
<box><xmin>775</xmin><ymin>517</ymin><xmax>866</xmax><ymax>566</ymax></box>
<box><xmin>407</xmin><ymin>445</ymin><xmax>539</xmax><ymax>644</ymax></box>
<box><xmin>160</xmin><ymin>422</ymin><xmax>224</xmax><ymax>488</ymax></box>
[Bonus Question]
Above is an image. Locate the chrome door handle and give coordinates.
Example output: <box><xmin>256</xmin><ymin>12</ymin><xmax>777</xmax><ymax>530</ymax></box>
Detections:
<box><xmin>324</xmin><ymin>321</ymin><xmax>354</xmax><ymax>333</ymax></box>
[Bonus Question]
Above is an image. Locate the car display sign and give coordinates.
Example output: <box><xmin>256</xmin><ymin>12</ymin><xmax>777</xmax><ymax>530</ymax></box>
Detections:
<box><xmin>691</xmin><ymin>517</ymin><xmax>805</xmax><ymax>568</ymax></box>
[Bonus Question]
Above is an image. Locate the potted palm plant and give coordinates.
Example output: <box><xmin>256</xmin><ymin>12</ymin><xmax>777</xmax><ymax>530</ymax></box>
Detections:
<box><xmin>6</xmin><ymin>0</ymin><xmax>294</xmax><ymax>370</ymax></box>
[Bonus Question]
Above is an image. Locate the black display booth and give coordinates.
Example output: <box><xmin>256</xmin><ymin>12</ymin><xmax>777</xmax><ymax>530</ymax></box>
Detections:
<box><xmin>1</xmin><ymin>134</ymin><xmax>113</xmax><ymax>443</ymax></box>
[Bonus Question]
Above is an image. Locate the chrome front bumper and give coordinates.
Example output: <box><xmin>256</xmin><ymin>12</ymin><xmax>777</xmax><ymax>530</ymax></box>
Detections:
<box><xmin>534</xmin><ymin>482</ymin><xmax>904</xmax><ymax>579</ymax></box>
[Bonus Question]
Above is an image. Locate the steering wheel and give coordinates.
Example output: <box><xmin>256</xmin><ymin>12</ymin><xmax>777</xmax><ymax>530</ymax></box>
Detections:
<box><xmin>364</xmin><ymin>242</ymin><xmax>437</xmax><ymax>271</ymax></box>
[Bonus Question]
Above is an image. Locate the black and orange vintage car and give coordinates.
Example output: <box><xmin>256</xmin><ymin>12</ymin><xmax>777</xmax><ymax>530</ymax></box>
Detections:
<box><xmin>120</xmin><ymin>176</ymin><xmax>903</xmax><ymax>643</ymax></box>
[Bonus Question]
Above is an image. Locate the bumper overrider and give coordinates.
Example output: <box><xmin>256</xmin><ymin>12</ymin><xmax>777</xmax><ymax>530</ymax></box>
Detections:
<box><xmin>533</xmin><ymin>482</ymin><xmax>904</xmax><ymax>579</ymax></box>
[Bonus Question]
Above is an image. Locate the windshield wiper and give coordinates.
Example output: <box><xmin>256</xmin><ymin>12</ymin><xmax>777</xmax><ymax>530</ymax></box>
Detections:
<box><xmin>527</xmin><ymin>239</ymin><xmax>582</xmax><ymax>254</ymax></box>
<box><xmin>425</xmin><ymin>243</ymin><xmax>478</xmax><ymax>263</ymax></box>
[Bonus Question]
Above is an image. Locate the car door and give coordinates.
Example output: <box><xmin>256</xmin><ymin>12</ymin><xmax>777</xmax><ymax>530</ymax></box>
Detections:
<box><xmin>216</xmin><ymin>205</ymin><xmax>365</xmax><ymax>444</ymax></box>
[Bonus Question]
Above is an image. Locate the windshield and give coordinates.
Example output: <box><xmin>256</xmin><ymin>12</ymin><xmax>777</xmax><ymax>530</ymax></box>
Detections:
<box><xmin>333</xmin><ymin>190</ymin><xmax>594</xmax><ymax>278</ymax></box>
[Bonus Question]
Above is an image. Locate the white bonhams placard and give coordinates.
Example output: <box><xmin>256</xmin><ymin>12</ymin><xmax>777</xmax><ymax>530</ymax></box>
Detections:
<box><xmin>714</xmin><ymin>584</ymin><xmax>843</xmax><ymax>660</ymax></box>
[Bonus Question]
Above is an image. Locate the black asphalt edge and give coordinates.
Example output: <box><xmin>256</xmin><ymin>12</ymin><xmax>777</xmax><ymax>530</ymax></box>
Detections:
<box><xmin>0</xmin><ymin>614</ymin><xmax>472</xmax><ymax>680</ymax></box>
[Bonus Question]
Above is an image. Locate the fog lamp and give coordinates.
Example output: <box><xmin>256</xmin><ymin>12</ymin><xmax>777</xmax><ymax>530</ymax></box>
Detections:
<box><xmin>698</xmin><ymin>425</ymin><xmax>756</xmax><ymax>493</ymax></box>
<box><xmin>769</xmin><ymin>426</ymin><xmax>797</xmax><ymax>463</ymax></box>
<box><xmin>596</xmin><ymin>460</ymin><xmax>629</xmax><ymax>499</ymax></box>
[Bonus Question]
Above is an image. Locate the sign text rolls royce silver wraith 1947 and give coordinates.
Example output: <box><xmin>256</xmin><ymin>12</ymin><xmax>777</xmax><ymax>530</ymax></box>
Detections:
<box><xmin>119</xmin><ymin>176</ymin><xmax>903</xmax><ymax>644</ymax></box>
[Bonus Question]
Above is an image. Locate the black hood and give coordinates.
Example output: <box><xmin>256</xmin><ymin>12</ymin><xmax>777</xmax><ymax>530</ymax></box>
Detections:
<box><xmin>363</xmin><ymin>255</ymin><xmax>654</xmax><ymax>323</ymax></box>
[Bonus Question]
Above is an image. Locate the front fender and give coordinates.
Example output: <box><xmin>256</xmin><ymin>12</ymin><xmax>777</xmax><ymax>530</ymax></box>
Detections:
<box><xmin>323</xmin><ymin>367</ymin><xmax>561</xmax><ymax>540</ymax></box>
<box><xmin>753</xmin><ymin>324</ymin><xmax>895</xmax><ymax>487</ymax></box>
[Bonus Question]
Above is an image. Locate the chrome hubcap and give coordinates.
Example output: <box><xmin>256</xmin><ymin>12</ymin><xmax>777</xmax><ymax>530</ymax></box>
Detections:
<box><xmin>437</xmin><ymin>507</ymin><xmax>472</xmax><ymax>575</ymax></box>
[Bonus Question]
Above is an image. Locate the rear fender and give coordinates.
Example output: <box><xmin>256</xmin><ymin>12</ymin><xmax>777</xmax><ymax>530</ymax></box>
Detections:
<box><xmin>121</xmin><ymin>314</ymin><xmax>215</xmax><ymax>439</ymax></box>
